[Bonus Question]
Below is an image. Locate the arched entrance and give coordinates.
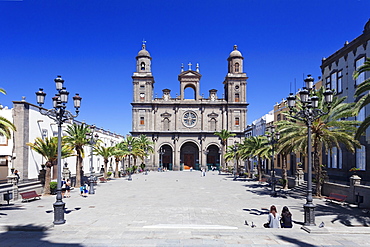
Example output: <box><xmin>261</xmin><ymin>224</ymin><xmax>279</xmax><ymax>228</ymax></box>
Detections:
<box><xmin>159</xmin><ymin>144</ymin><xmax>173</xmax><ymax>170</ymax></box>
<box><xmin>205</xmin><ymin>145</ymin><xmax>220</xmax><ymax>171</ymax></box>
<box><xmin>180</xmin><ymin>142</ymin><xmax>199</xmax><ymax>170</ymax></box>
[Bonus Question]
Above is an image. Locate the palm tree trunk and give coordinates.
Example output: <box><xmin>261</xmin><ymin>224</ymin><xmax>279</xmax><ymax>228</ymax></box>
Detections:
<box><xmin>282</xmin><ymin>155</ymin><xmax>288</xmax><ymax>190</ymax></box>
<box><xmin>314</xmin><ymin>151</ymin><xmax>322</xmax><ymax>197</ymax></box>
<box><xmin>247</xmin><ymin>159</ymin><xmax>251</xmax><ymax>178</ymax></box>
<box><xmin>257</xmin><ymin>157</ymin><xmax>262</xmax><ymax>181</ymax></box>
<box><xmin>76</xmin><ymin>154</ymin><xmax>83</xmax><ymax>187</ymax></box>
<box><xmin>44</xmin><ymin>166</ymin><xmax>52</xmax><ymax>194</ymax></box>
<box><xmin>104</xmin><ymin>159</ymin><xmax>108</xmax><ymax>178</ymax></box>
<box><xmin>115</xmin><ymin>159</ymin><xmax>119</xmax><ymax>178</ymax></box>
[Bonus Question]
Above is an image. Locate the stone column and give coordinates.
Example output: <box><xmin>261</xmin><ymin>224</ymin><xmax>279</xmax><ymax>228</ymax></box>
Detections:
<box><xmin>349</xmin><ymin>174</ymin><xmax>361</xmax><ymax>204</ymax></box>
<box><xmin>295</xmin><ymin>167</ymin><xmax>304</xmax><ymax>186</ymax></box>
<box><xmin>7</xmin><ymin>174</ymin><xmax>18</xmax><ymax>201</ymax></box>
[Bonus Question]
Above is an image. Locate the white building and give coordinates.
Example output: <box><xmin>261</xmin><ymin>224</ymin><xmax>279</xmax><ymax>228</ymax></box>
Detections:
<box><xmin>0</xmin><ymin>99</ymin><xmax>124</xmax><ymax>182</ymax></box>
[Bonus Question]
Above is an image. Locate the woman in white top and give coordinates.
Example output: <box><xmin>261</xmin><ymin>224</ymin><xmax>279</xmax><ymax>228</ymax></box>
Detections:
<box><xmin>268</xmin><ymin>205</ymin><xmax>280</xmax><ymax>228</ymax></box>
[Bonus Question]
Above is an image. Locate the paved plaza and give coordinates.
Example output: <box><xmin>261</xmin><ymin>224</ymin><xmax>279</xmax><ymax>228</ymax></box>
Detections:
<box><xmin>1</xmin><ymin>170</ymin><xmax>370</xmax><ymax>246</ymax></box>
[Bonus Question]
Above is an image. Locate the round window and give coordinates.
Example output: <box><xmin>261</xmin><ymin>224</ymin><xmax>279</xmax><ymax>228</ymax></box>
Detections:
<box><xmin>183</xmin><ymin>111</ymin><xmax>197</xmax><ymax>127</ymax></box>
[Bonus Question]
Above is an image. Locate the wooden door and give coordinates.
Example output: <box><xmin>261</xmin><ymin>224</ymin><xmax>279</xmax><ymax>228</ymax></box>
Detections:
<box><xmin>184</xmin><ymin>154</ymin><xmax>194</xmax><ymax>168</ymax></box>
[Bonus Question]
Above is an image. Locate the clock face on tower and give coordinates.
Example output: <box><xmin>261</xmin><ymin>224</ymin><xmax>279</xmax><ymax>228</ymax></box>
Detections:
<box><xmin>183</xmin><ymin>111</ymin><xmax>197</xmax><ymax>127</ymax></box>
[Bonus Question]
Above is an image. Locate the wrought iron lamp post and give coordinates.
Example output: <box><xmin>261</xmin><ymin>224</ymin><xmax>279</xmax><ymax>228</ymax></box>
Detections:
<box><xmin>35</xmin><ymin>75</ymin><xmax>82</xmax><ymax>225</ymax></box>
<box><xmin>158</xmin><ymin>147</ymin><xmax>164</xmax><ymax>171</ymax></box>
<box><xmin>286</xmin><ymin>74</ymin><xmax>333</xmax><ymax>226</ymax></box>
<box><xmin>266</xmin><ymin>125</ymin><xmax>280</xmax><ymax>197</ymax></box>
<box><xmin>86</xmin><ymin>125</ymin><xmax>99</xmax><ymax>194</ymax></box>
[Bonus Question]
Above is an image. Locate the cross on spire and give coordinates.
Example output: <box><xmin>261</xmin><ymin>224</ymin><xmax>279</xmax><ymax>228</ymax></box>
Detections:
<box><xmin>188</xmin><ymin>62</ymin><xmax>192</xmax><ymax>71</ymax></box>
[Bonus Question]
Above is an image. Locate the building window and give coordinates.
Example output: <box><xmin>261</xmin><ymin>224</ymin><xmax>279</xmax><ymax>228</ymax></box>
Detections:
<box><xmin>235</xmin><ymin>93</ymin><xmax>239</xmax><ymax>102</ymax></box>
<box><xmin>277</xmin><ymin>114</ymin><xmax>281</xmax><ymax>121</ymax></box>
<box><xmin>355</xmin><ymin>57</ymin><xmax>365</xmax><ymax>86</ymax></box>
<box><xmin>325</xmin><ymin>76</ymin><xmax>331</xmax><ymax>89</ymax></box>
<box><xmin>163</xmin><ymin>118</ymin><xmax>169</xmax><ymax>131</ymax></box>
<box><xmin>337</xmin><ymin>70</ymin><xmax>343</xmax><ymax>93</ymax></box>
<box><xmin>357</xmin><ymin>108</ymin><xmax>365</xmax><ymax>122</ymax></box>
<box><xmin>235</xmin><ymin>63</ymin><xmax>240</xmax><ymax>72</ymax></box>
<box><xmin>235</xmin><ymin>117</ymin><xmax>239</xmax><ymax>126</ymax></box>
<box><xmin>331</xmin><ymin>72</ymin><xmax>337</xmax><ymax>93</ymax></box>
<box><xmin>140</xmin><ymin>117</ymin><xmax>145</xmax><ymax>125</ymax></box>
<box><xmin>356</xmin><ymin>145</ymin><xmax>366</xmax><ymax>171</ymax></box>
<box><xmin>140</xmin><ymin>93</ymin><xmax>145</xmax><ymax>101</ymax></box>
<box><xmin>141</xmin><ymin>62</ymin><xmax>145</xmax><ymax>71</ymax></box>
<box><xmin>0</xmin><ymin>134</ymin><xmax>7</xmax><ymax>146</ymax></box>
<box><xmin>210</xmin><ymin>118</ymin><xmax>216</xmax><ymax>131</ymax></box>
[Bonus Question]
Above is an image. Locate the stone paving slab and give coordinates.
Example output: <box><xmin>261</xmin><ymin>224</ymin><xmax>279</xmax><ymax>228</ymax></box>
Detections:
<box><xmin>1</xmin><ymin>170</ymin><xmax>370</xmax><ymax>246</ymax></box>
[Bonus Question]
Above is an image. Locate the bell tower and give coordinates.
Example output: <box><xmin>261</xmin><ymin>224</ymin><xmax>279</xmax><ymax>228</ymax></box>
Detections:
<box><xmin>132</xmin><ymin>42</ymin><xmax>154</xmax><ymax>103</ymax></box>
<box><xmin>223</xmin><ymin>45</ymin><xmax>248</xmax><ymax>103</ymax></box>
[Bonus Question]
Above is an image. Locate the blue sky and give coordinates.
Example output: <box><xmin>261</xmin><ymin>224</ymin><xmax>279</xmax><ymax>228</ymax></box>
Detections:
<box><xmin>0</xmin><ymin>0</ymin><xmax>369</xmax><ymax>136</ymax></box>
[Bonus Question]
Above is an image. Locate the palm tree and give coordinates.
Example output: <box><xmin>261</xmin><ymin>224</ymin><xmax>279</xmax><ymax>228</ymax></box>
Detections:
<box><xmin>113</xmin><ymin>142</ymin><xmax>126</xmax><ymax>178</ymax></box>
<box><xmin>353</xmin><ymin>57</ymin><xmax>370</xmax><ymax>139</ymax></box>
<box><xmin>136</xmin><ymin>134</ymin><xmax>154</xmax><ymax>167</ymax></box>
<box><xmin>64</xmin><ymin>123</ymin><xmax>90</xmax><ymax>187</ymax></box>
<box><xmin>27</xmin><ymin>137</ymin><xmax>73</xmax><ymax>194</ymax></box>
<box><xmin>0</xmin><ymin>115</ymin><xmax>16</xmax><ymax>139</ymax></box>
<box><xmin>0</xmin><ymin>87</ymin><xmax>16</xmax><ymax>139</ymax></box>
<box><xmin>94</xmin><ymin>145</ymin><xmax>115</xmax><ymax>178</ymax></box>
<box><xmin>277</xmin><ymin>87</ymin><xmax>360</xmax><ymax>196</ymax></box>
<box><xmin>214</xmin><ymin>129</ymin><xmax>236</xmax><ymax>171</ymax></box>
<box><xmin>225</xmin><ymin>143</ymin><xmax>243</xmax><ymax>180</ymax></box>
<box><xmin>239</xmin><ymin>136</ymin><xmax>268</xmax><ymax>181</ymax></box>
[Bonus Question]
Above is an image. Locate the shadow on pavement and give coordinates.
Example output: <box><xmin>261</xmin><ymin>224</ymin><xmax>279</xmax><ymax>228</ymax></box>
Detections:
<box><xmin>243</xmin><ymin>208</ymin><xmax>269</xmax><ymax>216</ymax></box>
<box><xmin>315</xmin><ymin>203</ymin><xmax>370</xmax><ymax>227</ymax></box>
<box><xmin>277</xmin><ymin>235</ymin><xmax>317</xmax><ymax>247</ymax></box>
<box><xmin>0</xmin><ymin>224</ymin><xmax>83</xmax><ymax>246</ymax></box>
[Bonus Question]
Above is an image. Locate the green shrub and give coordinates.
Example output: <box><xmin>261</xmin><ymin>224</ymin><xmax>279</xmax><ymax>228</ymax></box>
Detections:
<box><xmin>107</xmin><ymin>171</ymin><xmax>112</xmax><ymax>177</ymax></box>
<box><xmin>50</xmin><ymin>181</ymin><xmax>57</xmax><ymax>190</ymax></box>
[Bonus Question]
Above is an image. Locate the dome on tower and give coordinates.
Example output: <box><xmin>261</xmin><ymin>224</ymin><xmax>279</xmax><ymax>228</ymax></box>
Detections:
<box><xmin>229</xmin><ymin>45</ymin><xmax>243</xmax><ymax>58</ymax></box>
<box><xmin>137</xmin><ymin>43</ymin><xmax>151</xmax><ymax>57</ymax></box>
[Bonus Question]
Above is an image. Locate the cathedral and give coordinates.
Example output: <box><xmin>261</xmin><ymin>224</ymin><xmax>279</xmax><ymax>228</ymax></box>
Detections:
<box><xmin>131</xmin><ymin>44</ymin><xmax>248</xmax><ymax>171</ymax></box>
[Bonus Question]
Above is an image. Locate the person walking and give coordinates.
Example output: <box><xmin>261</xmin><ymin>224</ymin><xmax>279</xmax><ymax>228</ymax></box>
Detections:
<box><xmin>268</xmin><ymin>205</ymin><xmax>280</xmax><ymax>228</ymax></box>
<box><xmin>61</xmin><ymin>178</ymin><xmax>67</xmax><ymax>198</ymax></box>
<box><xmin>65</xmin><ymin>179</ymin><xmax>71</xmax><ymax>198</ymax></box>
<box><xmin>14</xmin><ymin>170</ymin><xmax>20</xmax><ymax>183</ymax></box>
<box><xmin>280</xmin><ymin>206</ymin><xmax>293</xmax><ymax>228</ymax></box>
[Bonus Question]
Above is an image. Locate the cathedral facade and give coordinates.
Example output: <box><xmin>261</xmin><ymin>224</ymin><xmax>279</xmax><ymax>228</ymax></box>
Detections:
<box><xmin>131</xmin><ymin>44</ymin><xmax>248</xmax><ymax>171</ymax></box>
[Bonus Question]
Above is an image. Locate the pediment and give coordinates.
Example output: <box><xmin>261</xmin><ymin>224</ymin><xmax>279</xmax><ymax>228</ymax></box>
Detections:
<box><xmin>179</xmin><ymin>70</ymin><xmax>202</xmax><ymax>78</ymax></box>
<box><xmin>207</xmin><ymin>112</ymin><xmax>219</xmax><ymax>118</ymax></box>
<box><xmin>160</xmin><ymin>112</ymin><xmax>172</xmax><ymax>118</ymax></box>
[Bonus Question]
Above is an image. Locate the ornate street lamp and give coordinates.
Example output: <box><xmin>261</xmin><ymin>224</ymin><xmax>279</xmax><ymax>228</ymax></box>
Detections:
<box><xmin>35</xmin><ymin>75</ymin><xmax>82</xmax><ymax>225</ymax></box>
<box><xmin>266</xmin><ymin>125</ymin><xmax>280</xmax><ymax>197</ymax></box>
<box><xmin>158</xmin><ymin>147</ymin><xmax>164</xmax><ymax>171</ymax></box>
<box><xmin>86</xmin><ymin>125</ymin><xmax>99</xmax><ymax>194</ymax></box>
<box><xmin>286</xmin><ymin>74</ymin><xmax>333</xmax><ymax>226</ymax></box>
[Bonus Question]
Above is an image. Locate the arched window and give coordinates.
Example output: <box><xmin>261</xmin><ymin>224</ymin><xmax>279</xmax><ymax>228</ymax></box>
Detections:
<box><xmin>235</xmin><ymin>63</ymin><xmax>240</xmax><ymax>72</ymax></box>
<box><xmin>141</xmin><ymin>62</ymin><xmax>145</xmax><ymax>70</ymax></box>
<box><xmin>210</xmin><ymin>118</ymin><xmax>216</xmax><ymax>131</ymax></box>
<box><xmin>163</xmin><ymin>118</ymin><xmax>170</xmax><ymax>131</ymax></box>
